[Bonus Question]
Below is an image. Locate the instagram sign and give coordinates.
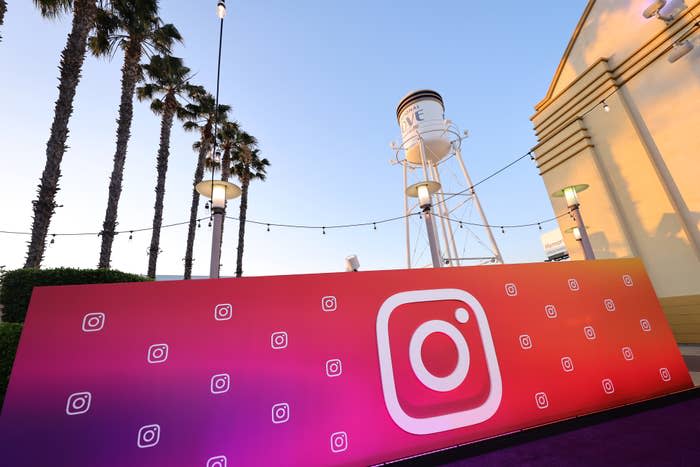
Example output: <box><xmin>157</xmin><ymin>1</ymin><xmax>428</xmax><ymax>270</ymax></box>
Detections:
<box><xmin>376</xmin><ymin>289</ymin><xmax>501</xmax><ymax>434</ymax></box>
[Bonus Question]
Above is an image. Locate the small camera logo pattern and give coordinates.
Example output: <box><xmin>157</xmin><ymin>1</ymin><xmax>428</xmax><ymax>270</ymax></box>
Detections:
<box><xmin>561</xmin><ymin>357</ymin><xmax>574</xmax><ymax>373</ymax></box>
<box><xmin>210</xmin><ymin>374</ymin><xmax>230</xmax><ymax>395</ymax></box>
<box><xmin>535</xmin><ymin>392</ymin><xmax>549</xmax><ymax>409</ymax></box>
<box><xmin>66</xmin><ymin>392</ymin><xmax>91</xmax><ymax>415</ymax></box>
<box><xmin>272</xmin><ymin>403</ymin><xmax>290</xmax><ymax>424</ymax></box>
<box><xmin>322</xmin><ymin>296</ymin><xmax>337</xmax><ymax>312</ymax></box>
<box><xmin>504</xmin><ymin>283</ymin><xmax>518</xmax><ymax>297</ymax></box>
<box><xmin>137</xmin><ymin>424</ymin><xmax>160</xmax><ymax>449</ymax></box>
<box><xmin>271</xmin><ymin>331</ymin><xmax>288</xmax><ymax>349</ymax></box>
<box><xmin>544</xmin><ymin>305</ymin><xmax>557</xmax><ymax>319</ymax></box>
<box><xmin>214</xmin><ymin>304</ymin><xmax>233</xmax><ymax>321</ymax></box>
<box><xmin>326</xmin><ymin>359</ymin><xmax>343</xmax><ymax>378</ymax></box>
<box><xmin>147</xmin><ymin>344</ymin><xmax>168</xmax><ymax>364</ymax></box>
<box><xmin>82</xmin><ymin>312</ymin><xmax>105</xmax><ymax>332</ymax></box>
<box><xmin>583</xmin><ymin>326</ymin><xmax>596</xmax><ymax>340</ymax></box>
<box><xmin>519</xmin><ymin>334</ymin><xmax>533</xmax><ymax>350</ymax></box>
<box><xmin>330</xmin><ymin>431</ymin><xmax>348</xmax><ymax>453</ymax></box>
<box><xmin>207</xmin><ymin>455</ymin><xmax>227</xmax><ymax>467</ymax></box>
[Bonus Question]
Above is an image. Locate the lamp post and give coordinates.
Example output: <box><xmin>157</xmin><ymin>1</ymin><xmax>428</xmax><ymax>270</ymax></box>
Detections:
<box><xmin>553</xmin><ymin>184</ymin><xmax>595</xmax><ymax>260</ymax></box>
<box><xmin>196</xmin><ymin>180</ymin><xmax>240</xmax><ymax>278</ymax></box>
<box><xmin>197</xmin><ymin>0</ymin><xmax>231</xmax><ymax>279</ymax></box>
<box><xmin>406</xmin><ymin>181</ymin><xmax>442</xmax><ymax>268</ymax></box>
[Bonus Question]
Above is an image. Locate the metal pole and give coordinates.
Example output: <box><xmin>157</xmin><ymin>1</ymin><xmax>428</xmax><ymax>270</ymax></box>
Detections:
<box><xmin>403</xmin><ymin>162</ymin><xmax>411</xmax><ymax>269</ymax></box>
<box><xmin>208</xmin><ymin>15</ymin><xmax>225</xmax><ymax>279</ymax></box>
<box><xmin>423</xmin><ymin>207</ymin><xmax>442</xmax><ymax>268</ymax></box>
<box><xmin>572</xmin><ymin>204</ymin><xmax>595</xmax><ymax>260</ymax></box>
<box><xmin>455</xmin><ymin>148</ymin><xmax>504</xmax><ymax>263</ymax></box>
<box><xmin>210</xmin><ymin>207</ymin><xmax>224</xmax><ymax>277</ymax></box>
<box><xmin>431</xmin><ymin>163</ymin><xmax>460</xmax><ymax>266</ymax></box>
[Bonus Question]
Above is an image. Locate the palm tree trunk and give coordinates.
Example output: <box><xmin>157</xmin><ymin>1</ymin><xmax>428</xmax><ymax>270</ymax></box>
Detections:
<box><xmin>0</xmin><ymin>1</ymin><xmax>7</xmax><ymax>41</ymax></box>
<box><xmin>183</xmin><ymin>129</ymin><xmax>212</xmax><ymax>280</ymax></box>
<box><xmin>24</xmin><ymin>0</ymin><xmax>97</xmax><ymax>268</ymax></box>
<box><xmin>235</xmin><ymin>174</ymin><xmax>250</xmax><ymax>278</ymax></box>
<box><xmin>98</xmin><ymin>42</ymin><xmax>142</xmax><ymax>269</ymax></box>
<box><xmin>147</xmin><ymin>97</ymin><xmax>176</xmax><ymax>279</ymax></box>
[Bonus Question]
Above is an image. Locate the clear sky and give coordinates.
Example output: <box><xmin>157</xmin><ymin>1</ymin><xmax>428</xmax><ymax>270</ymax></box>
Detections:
<box><xmin>0</xmin><ymin>0</ymin><xmax>588</xmax><ymax>277</ymax></box>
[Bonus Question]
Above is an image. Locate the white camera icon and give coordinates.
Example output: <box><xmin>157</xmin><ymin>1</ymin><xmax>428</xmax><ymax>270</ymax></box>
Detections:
<box><xmin>376</xmin><ymin>289</ymin><xmax>502</xmax><ymax>435</ymax></box>
<box><xmin>207</xmin><ymin>455</ymin><xmax>227</xmax><ymax>467</ymax></box>
<box><xmin>602</xmin><ymin>378</ymin><xmax>615</xmax><ymax>394</ymax></box>
<box><xmin>519</xmin><ymin>334</ymin><xmax>533</xmax><ymax>350</ymax></box>
<box><xmin>147</xmin><ymin>343</ymin><xmax>168</xmax><ymax>364</ymax></box>
<box><xmin>640</xmin><ymin>319</ymin><xmax>652</xmax><ymax>332</ymax></box>
<box><xmin>330</xmin><ymin>431</ymin><xmax>348</xmax><ymax>453</ymax></box>
<box><xmin>504</xmin><ymin>283</ymin><xmax>518</xmax><ymax>297</ymax></box>
<box><xmin>272</xmin><ymin>402</ymin><xmax>290</xmax><ymax>424</ymax></box>
<box><xmin>210</xmin><ymin>373</ymin><xmax>230</xmax><ymax>394</ymax></box>
<box><xmin>322</xmin><ymin>296</ymin><xmax>337</xmax><ymax>312</ymax></box>
<box><xmin>659</xmin><ymin>368</ymin><xmax>671</xmax><ymax>382</ymax></box>
<box><xmin>82</xmin><ymin>312</ymin><xmax>105</xmax><ymax>332</ymax></box>
<box><xmin>622</xmin><ymin>274</ymin><xmax>634</xmax><ymax>287</ymax></box>
<box><xmin>622</xmin><ymin>347</ymin><xmax>634</xmax><ymax>361</ymax></box>
<box><xmin>535</xmin><ymin>392</ymin><xmax>549</xmax><ymax>409</ymax></box>
<box><xmin>603</xmin><ymin>299</ymin><xmax>615</xmax><ymax>312</ymax></box>
<box><xmin>137</xmin><ymin>424</ymin><xmax>160</xmax><ymax>448</ymax></box>
<box><xmin>66</xmin><ymin>392</ymin><xmax>91</xmax><ymax>415</ymax></box>
<box><xmin>544</xmin><ymin>305</ymin><xmax>557</xmax><ymax>319</ymax></box>
<box><xmin>583</xmin><ymin>326</ymin><xmax>596</xmax><ymax>340</ymax></box>
<box><xmin>214</xmin><ymin>304</ymin><xmax>233</xmax><ymax>321</ymax></box>
<box><xmin>271</xmin><ymin>331</ymin><xmax>288</xmax><ymax>349</ymax></box>
<box><xmin>568</xmin><ymin>278</ymin><xmax>580</xmax><ymax>291</ymax></box>
<box><xmin>326</xmin><ymin>359</ymin><xmax>342</xmax><ymax>378</ymax></box>
<box><xmin>561</xmin><ymin>356</ymin><xmax>574</xmax><ymax>372</ymax></box>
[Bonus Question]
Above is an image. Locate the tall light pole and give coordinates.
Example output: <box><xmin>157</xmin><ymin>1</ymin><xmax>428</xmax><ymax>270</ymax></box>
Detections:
<box><xmin>553</xmin><ymin>184</ymin><xmax>595</xmax><ymax>260</ymax></box>
<box><xmin>406</xmin><ymin>181</ymin><xmax>442</xmax><ymax>268</ymax></box>
<box><xmin>196</xmin><ymin>0</ymin><xmax>241</xmax><ymax>279</ymax></box>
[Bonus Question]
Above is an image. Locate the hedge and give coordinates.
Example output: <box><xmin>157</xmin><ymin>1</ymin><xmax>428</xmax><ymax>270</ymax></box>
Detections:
<box><xmin>0</xmin><ymin>322</ymin><xmax>22</xmax><ymax>411</ymax></box>
<box><xmin>0</xmin><ymin>268</ymin><xmax>151</xmax><ymax>323</ymax></box>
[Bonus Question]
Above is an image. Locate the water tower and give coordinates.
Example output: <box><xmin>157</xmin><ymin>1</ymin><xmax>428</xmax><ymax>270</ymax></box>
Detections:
<box><xmin>392</xmin><ymin>90</ymin><xmax>503</xmax><ymax>268</ymax></box>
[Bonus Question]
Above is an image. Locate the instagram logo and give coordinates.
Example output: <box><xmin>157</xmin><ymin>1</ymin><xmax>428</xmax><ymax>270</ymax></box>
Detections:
<box><xmin>271</xmin><ymin>402</ymin><xmax>290</xmax><ymax>424</ymax></box>
<box><xmin>376</xmin><ymin>289</ymin><xmax>502</xmax><ymax>434</ymax></box>
<box><xmin>210</xmin><ymin>373</ymin><xmax>230</xmax><ymax>394</ymax></box>
<box><xmin>322</xmin><ymin>296</ymin><xmax>337</xmax><ymax>312</ymax></box>
<box><xmin>602</xmin><ymin>378</ymin><xmax>615</xmax><ymax>394</ymax></box>
<box><xmin>583</xmin><ymin>326</ymin><xmax>596</xmax><ymax>340</ymax></box>
<box><xmin>214</xmin><ymin>304</ymin><xmax>232</xmax><ymax>321</ymax></box>
<box><xmin>561</xmin><ymin>356</ymin><xmax>574</xmax><ymax>372</ymax></box>
<box><xmin>640</xmin><ymin>319</ymin><xmax>652</xmax><ymax>332</ymax></box>
<box><xmin>519</xmin><ymin>334</ymin><xmax>533</xmax><ymax>350</ymax></box>
<box><xmin>271</xmin><ymin>331</ymin><xmax>288</xmax><ymax>349</ymax></box>
<box><xmin>568</xmin><ymin>278</ymin><xmax>580</xmax><ymax>291</ymax></box>
<box><xmin>544</xmin><ymin>305</ymin><xmax>557</xmax><ymax>319</ymax></box>
<box><xmin>660</xmin><ymin>368</ymin><xmax>671</xmax><ymax>382</ymax></box>
<box><xmin>207</xmin><ymin>455</ymin><xmax>227</xmax><ymax>467</ymax></box>
<box><xmin>137</xmin><ymin>424</ymin><xmax>160</xmax><ymax>448</ymax></box>
<box><xmin>82</xmin><ymin>312</ymin><xmax>105</xmax><ymax>332</ymax></box>
<box><xmin>330</xmin><ymin>431</ymin><xmax>348</xmax><ymax>453</ymax></box>
<box><xmin>65</xmin><ymin>392</ymin><xmax>91</xmax><ymax>415</ymax></box>
<box><xmin>147</xmin><ymin>343</ymin><xmax>168</xmax><ymax>364</ymax></box>
<box><xmin>603</xmin><ymin>299</ymin><xmax>615</xmax><ymax>312</ymax></box>
<box><xmin>504</xmin><ymin>283</ymin><xmax>518</xmax><ymax>297</ymax></box>
<box><xmin>622</xmin><ymin>347</ymin><xmax>634</xmax><ymax>361</ymax></box>
<box><xmin>622</xmin><ymin>274</ymin><xmax>634</xmax><ymax>287</ymax></box>
<box><xmin>535</xmin><ymin>392</ymin><xmax>549</xmax><ymax>409</ymax></box>
<box><xmin>326</xmin><ymin>359</ymin><xmax>342</xmax><ymax>377</ymax></box>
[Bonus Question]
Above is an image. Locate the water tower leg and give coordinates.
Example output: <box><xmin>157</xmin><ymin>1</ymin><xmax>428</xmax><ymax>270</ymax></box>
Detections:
<box><xmin>431</xmin><ymin>163</ymin><xmax>461</xmax><ymax>266</ymax></box>
<box><xmin>403</xmin><ymin>162</ymin><xmax>412</xmax><ymax>269</ymax></box>
<box><xmin>455</xmin><ymin>148</ymin><xmax>504</xmax><ymax>263</ymax></box>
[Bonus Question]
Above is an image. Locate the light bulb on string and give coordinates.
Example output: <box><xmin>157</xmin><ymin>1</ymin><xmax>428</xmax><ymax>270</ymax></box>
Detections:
<box><xmin>538</xmin><ymin>223</ymin><xmax>542</xmax><ymax>230</ymax></box>
<box><xmin>50</xmin><ymin>234</ymin><xmax>55</xmax><ymax>244</ymax></box>
<box><xmin>322</xmin><ymin>227</ymin><xmax>326</xmax><ymax>235</ymax></box>
<box><xmin>373</xmin><ymin>222</ymin><xmax>377</xmax><ymax>230</ymax></box>
<box><xmin>459</xmin><ymin>221</ymin><xmax>463</xmax><ymax>229</ymax></box>
<box><xmin>602</xmin><ymin>100</ymin><xmax>610</xmax><ymax>112</ymax></box>
<box><xmin>129</xmin><ymin>231</ymin><xmax>133</xmax><ymax>240</ymax></box>
<box><xmin>501</xmin><ymin>226</ymin><xmax>505</xmax><ymax>234</ymax></box>
<box><xmin>267</xmin><ymin>224</ymin><xmax>270</xmax><ymax>232</ymax></box>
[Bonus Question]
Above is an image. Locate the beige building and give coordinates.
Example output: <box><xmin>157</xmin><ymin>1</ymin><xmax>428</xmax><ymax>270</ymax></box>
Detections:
<box><xmin>531</xmin><ymin>0</ymin><xmax>700</xmax><ymax>343</ymax></box>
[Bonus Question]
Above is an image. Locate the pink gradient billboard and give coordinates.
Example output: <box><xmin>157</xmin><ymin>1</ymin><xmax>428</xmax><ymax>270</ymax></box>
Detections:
<box><xmin>0</xmin><ymin>258</ymin><xmax>692</xmax><ymax>465</ymax></box>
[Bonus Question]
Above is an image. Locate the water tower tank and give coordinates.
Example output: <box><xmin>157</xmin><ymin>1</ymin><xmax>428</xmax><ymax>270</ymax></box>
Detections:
<box><xmin>396</xmin><ymin>90</ymin><xmax>452</xmax><ymax>165</ymax></box>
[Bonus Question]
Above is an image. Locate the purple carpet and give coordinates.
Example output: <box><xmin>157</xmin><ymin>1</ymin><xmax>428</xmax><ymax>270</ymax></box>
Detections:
<box><xmin>398</xmin><ymin>389</ymin><xmax>700</xmax><ymax>466</ymax></box>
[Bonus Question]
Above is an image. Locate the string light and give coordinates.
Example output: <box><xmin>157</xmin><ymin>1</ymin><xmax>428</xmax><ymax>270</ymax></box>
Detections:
<box><xmin>129</xmin><ymin>231</ymin><xmax>133</xmax><ymax>240</ymax></box>
<box><xmin>373</xmin><ymin>222</ymin><xmax>377</xmax><ymax>230</ymax></box>
<box><xmin>602</xmin><ymin>100</ymin><xmax>610</xmax><ymax>112</ymax></box>
<box><xmin>501</xmin><ymin>226</ymin><xmax>505</xmax><ymax>234</ymax></box>
<box><xmin>50</xmin><ymin>234</ymin><xmax>55</xmax><ymax>244</ymax></box>
<box><xmin>538</xmin><ymin>223</ymin><xmax>542</xmax><ymax>230</ymax></box>
<box><xmin>267</xmin><ymin>224</ymin><xmax>270</xmax><ymax>232</ymax></box>
<box><xmin>459</xmin><ymin>221</ymin><xmax>463</xmax><ymax>229</ymax></box>
<box><xmin>322</xmin><ymin>227</ymin><xmax>326</xmax><ymax>235</ymax></box>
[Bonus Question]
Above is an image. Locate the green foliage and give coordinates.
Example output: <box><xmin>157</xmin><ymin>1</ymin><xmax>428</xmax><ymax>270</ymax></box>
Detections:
<box><xmin>0</xmin><ymin>268</ymin><xmax>151</xmax><ymax>323</ymax></box>
<box><xmin>0</xmin><ymin>322</ymin><xmax>22</xmax><ymax>410</ymax></box>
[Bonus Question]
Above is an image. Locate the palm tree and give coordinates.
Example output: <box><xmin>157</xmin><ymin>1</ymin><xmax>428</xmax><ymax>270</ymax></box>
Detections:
<box><xmin>137</xmin><ymin>55</ymin><xmax>201</xmax><ymax>279</ymax></box>
<box><xmin>182</xmin><ymin>92</ymin><xmax>230</xmax><ymax>279</ymax></box>
<box><xmin>230</xmin><ymin>138</ymin><xmax>269</xmax><ymax>278</ymax></box>
<box><xmin>24</xmin><ymin>0</ymin><xmax>100</xmax><ymax>268</ymax></box>
<box><xmin>89</xmin><ymin>0</ymin><xmax>182</xmax><ymax>269</ymax></box>
<box><xmin>0</xmin><ymin>1</ymin><xmax>7</xmax><ymax>41</ymax></box>
<box><xmin>216</xmin><ymin>120</ymin><xmax>241</xmax><ymax>182</ymax></box>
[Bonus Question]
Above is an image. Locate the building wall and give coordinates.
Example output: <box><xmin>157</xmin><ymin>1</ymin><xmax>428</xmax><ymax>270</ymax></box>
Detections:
<box><xmin>531</xmin><ymin>0</ymin><xmax>700</xmax><ymax>342</ymax></box>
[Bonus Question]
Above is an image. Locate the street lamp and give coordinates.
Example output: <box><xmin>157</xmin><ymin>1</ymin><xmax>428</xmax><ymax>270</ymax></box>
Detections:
<box><xmin>196</xmin><ymin>180</ymin><xmax>241</xmax><ymax>278</ymax></box>
<box><xmin>406</xmin><ymin>180</ymin><xmax>442</xmax><ymax>268</ymax></box>
<box><xmin>553</xmin><ymin>184</ymin><xmax>595</xmax><ymax>260</ymax></box>
<box><xmin>202</xmin><ymin>0</ymin><xmax>228</xmax><ymax>279</ymax></box>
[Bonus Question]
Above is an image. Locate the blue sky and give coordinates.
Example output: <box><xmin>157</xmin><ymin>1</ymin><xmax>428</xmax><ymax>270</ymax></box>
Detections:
<box><xmin>0</xmin><ymin>0</ymin><xmax>588</xmax><ymax>277</ymax></box>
